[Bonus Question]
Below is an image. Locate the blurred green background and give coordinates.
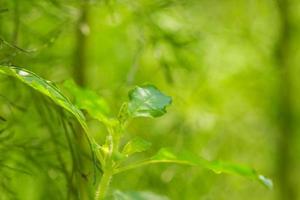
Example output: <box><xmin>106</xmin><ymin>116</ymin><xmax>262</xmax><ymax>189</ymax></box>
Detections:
<box><xmin>0</xmin><ymin>0</ymin><xmax>299</xmax><ymax>199</ymax></box>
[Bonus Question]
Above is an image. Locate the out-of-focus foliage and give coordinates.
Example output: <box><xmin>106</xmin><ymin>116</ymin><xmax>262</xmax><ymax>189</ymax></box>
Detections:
<box><xmin>63</xmin><ymin>79</ymin><xmax>110</xmax><ymax>124</ymax></box>
<box><xmin>0</xmin><ymin>0</ymin><xmax>299</xmax><ymax>199</ymax></box>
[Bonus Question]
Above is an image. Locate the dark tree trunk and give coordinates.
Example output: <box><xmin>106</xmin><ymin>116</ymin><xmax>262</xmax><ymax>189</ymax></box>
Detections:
<box><xmin>275</xmin><ymin>0</ymin><xmax>296</xmax><ymax>199</ymax></box>
<box><xmin>73</xmin><ymin>1</ymin><xmax>89</xmax><ymax>87</ymax></box>
<box><xmin>72</xmin><ymin>1</ymin><xmax>91</xmax><ymax>199</ymax></box>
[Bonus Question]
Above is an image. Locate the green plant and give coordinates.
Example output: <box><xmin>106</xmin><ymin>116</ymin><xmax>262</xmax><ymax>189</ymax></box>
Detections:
<box><xmin>0</xmin><ymin>65</ymin><xmax>272</xmax><ymax>200</ymax></box>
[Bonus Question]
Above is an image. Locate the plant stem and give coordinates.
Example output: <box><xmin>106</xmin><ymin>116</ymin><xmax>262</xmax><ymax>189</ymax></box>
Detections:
<box><xmin>95</xmin><ymin>171</ymin><xmax>113</xmax><ymax>200</ymax></box>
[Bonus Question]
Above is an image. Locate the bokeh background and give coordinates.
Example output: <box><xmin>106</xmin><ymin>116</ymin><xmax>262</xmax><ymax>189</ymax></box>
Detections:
<box><xmin>0</xmin><ymin>0</ymin><xmax>299</xmax><ymax>199</ymax></box>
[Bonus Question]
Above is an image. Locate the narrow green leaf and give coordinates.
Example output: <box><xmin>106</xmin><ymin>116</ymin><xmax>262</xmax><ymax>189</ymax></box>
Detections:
<box><xmin>0</xmin><ymin>65</ymin><xmax>97</xmax><ymax>151</ymax></box>
<box><xmin>115</xmin><ymin>148</ymin><xmax>273</xmax><ymax>189</ymax></box>
<box><xmin>122</xmin><ymin>137</ymin><xmax>152</xmax><ymax>157</ymax></box>
<box><xmin>0</xmin><ymin>65</ymin><xmax>102</xmax><ymax>180</ymax></box>
<box><xmin>128</xmin><ymin>85</ymin><xmax>172</xmax><ymax>118</ymax></box>
<box><xmin>0</xmin><ymin>66</ymin><xmax>86</xmax><ymax>128</ymax></box>
<box><xmin>63</xmin><ymin>79</ymin><xmax>111</xmax><ymax>124</ymax></box>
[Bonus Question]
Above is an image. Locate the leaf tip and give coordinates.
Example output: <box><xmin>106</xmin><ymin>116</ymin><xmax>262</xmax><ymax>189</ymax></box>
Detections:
<box><xmin>258</xmin><ymin>175</ymin><xmax>273</xmax><ymax>189</ymax></box>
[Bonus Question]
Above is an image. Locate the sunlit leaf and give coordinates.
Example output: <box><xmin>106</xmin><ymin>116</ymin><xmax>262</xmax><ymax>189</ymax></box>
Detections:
<box><xmin>115</xmin><ymin>148</ymin><xmax>273</xmax><ymax>189</ymax></box>
<box><xmin>122</xmin><ymin>137</ymin><xmax>152</xmax><ymax>157</ymax></box>
<box><xmin>128</xmin><ymin>85</ymin><xmax>172</xmax><ymax>118</ymax></box>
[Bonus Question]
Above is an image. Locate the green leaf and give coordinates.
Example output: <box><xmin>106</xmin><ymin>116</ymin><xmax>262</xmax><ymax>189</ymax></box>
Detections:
<box><xmin>114</xmin><ymin>148</ymin><xmax>273</xmax><ymax>189</ymax></box>
<box><xmin>122</xmin><ymin>137</ymin><xmax>152</xmax><ymax>157</ymax></box>
<box><xmin>128</xmin><ymin>85</ymin><xmax>172</xmax><ymax>118</ymax></box>
<box><xmin>111</xmin><ymin>190</ymin><xmax>169</xmax><ymax>200</ymax></box>
<box><xmin>0</xmin><ymin>65</ymin><xmax>97</xmax><ymax>149</ymax></box>
<box><xmin>0</xmin><ymin>65</ymin><xmax>103</xmax><ymax>185</ymax></box>
<box><xmin>0</xmin><ymin>66</ymin><xmax>85</xmax><ymax>127</ymax></box>
<box><xmin>63</xmin><ymin>79</ymin><xmax>112</xmax><ymax>124</ymax></box>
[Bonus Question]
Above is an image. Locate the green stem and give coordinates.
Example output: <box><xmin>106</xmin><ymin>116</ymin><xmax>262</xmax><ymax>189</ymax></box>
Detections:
<box><xmin>95</xmin><ymin>171</ymin><xmax>113</xmax><ymax>200</ymax></box>
<box><xmin>114</xmin><ymin>159</ymin><xmax>194</xmax><ymax>175</ymax></box>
